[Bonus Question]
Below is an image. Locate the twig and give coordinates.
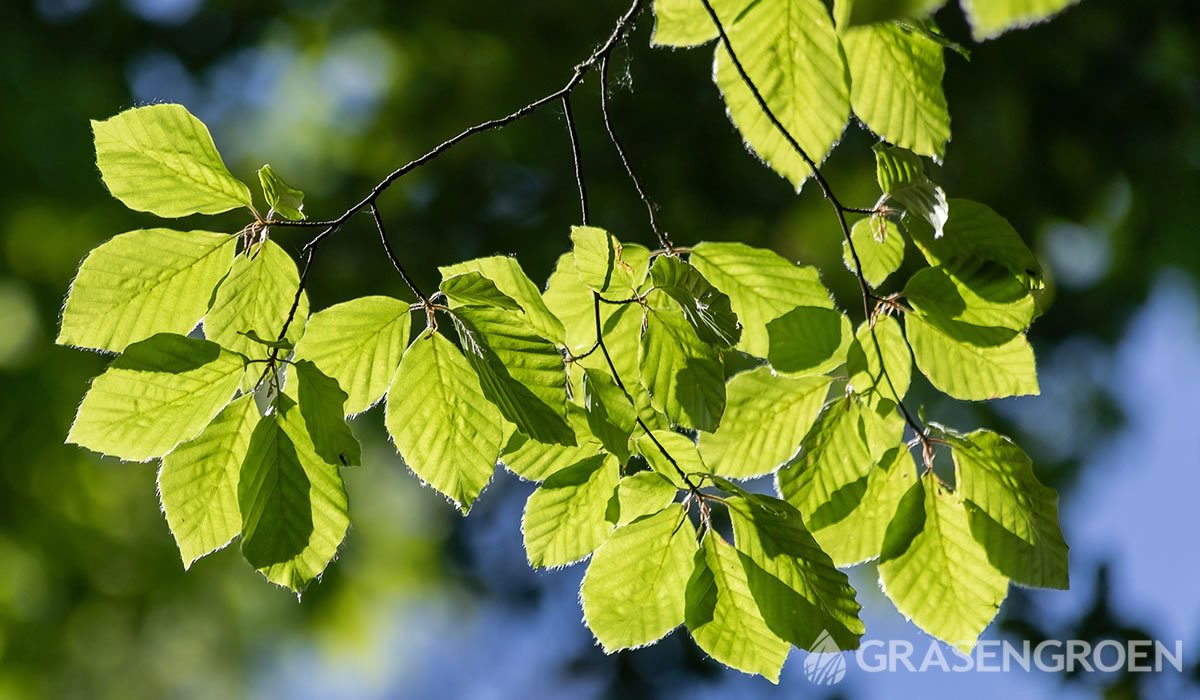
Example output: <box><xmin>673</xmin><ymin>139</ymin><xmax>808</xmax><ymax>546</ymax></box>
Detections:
<box><xmin>369</xmin><ymin>202</ymin><xmax>428</xmax><ymax>303</ymax></box>
<box><xmin>562</xmin><ymin>94</ymin><xmax>590</xmax><ymax>225</ymax></box>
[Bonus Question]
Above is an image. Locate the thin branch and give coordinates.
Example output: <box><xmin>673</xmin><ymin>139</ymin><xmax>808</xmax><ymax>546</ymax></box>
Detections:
<box><xmin>599</xmin><ymin>53</ymin><xmax>673</xmax><ymax>251</ymax></box>
<box><xmin>369</xmin><ymin>202</ymin><xmax>428</xmax><ymax>303</ymax></box>
<box><xmin>562</xmin><ymin>94</ymin><xmax>590</xmax><ymax>225</ymax></box>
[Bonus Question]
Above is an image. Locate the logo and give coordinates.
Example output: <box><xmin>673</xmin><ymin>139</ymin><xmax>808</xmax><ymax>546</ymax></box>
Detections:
<box><xmin>803</xmin><ymin>630</ymin><xmax>848</xmax><ymax>685</ymax></box>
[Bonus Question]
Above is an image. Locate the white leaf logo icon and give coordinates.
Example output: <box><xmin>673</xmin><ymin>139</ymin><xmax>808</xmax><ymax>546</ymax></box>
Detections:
<box><xmin>803</xmin><ymin>629</ymin><xmax>847</xmax><ymax>685</ymax></box>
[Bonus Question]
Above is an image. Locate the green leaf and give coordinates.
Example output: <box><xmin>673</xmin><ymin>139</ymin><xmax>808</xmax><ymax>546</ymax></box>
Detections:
<box><xmin>690</xmin><ymin>242</ymin><xmax>835</xmax><ymax>358</ymax></box>
<box><xmin>607</xmin><ymin>472</ymin><xmax>679</xmax><ymax>526</ymax></box>
<box><xmin>962</xmin><ymin>0</ymin><xmax>1079</xmax><ymax>40</ymax></box>
<box><xmin>951</xmin><ymin>430</ymin><xmax>1069</xmax><ymax>588</ymax></box>
<box><xmin>765</xmin><ymin>306</ymin><xmax>853</xmax><ymax>376</ymax></box>
<box><xmin>841</xmin><ymin>18</ymin><xmax>950</xmax><ymax>157</ymax></box>
<box><xmin>874</xmin><ymin>143</ymin><xmax>948</xmax><ymax>237</ymax></box>
<box><xmin>582</xmin><ymin>368</ymin><xmax>637</xmax><ymax>463</ymax></box>
<box><xmin>698</xmin><ymin>366</ymin><xmax>830</xmax><ymax>478</ymax></box>
<box><xmin>285</xmin><ymin>360</ymin><xmax>361</xmax><ymax>467</ymax></box>
<box><xmin>571</xmin><ymin>226</ymin><xmax>639</xmax><ymax>295</ymax></box>
<box><xmin>651</xmin><ymin>0</ymin><xmax>748</xmax><ymax>47</ymax></box>
<box><xmin>907</xmin><ymin>199</ymin><xmax>1042</xmax><ymax>280</ymax></box>
<box><xmin>581</xmin><ymin>504</ymin><xmax>697</xmax><ymax>651</ymax></box>
<box><xmin>439</xmin><ymin>256</ymin><xmax>565</xmax><ymax>343</ymax></box>
<box><xmin>237</xmin><ymin>329</ymin><xmax>294</xmax><ymax>351</ymax></box>
<box><xmin>639</xmin><ymin>297</ymin><xmax>726</xmax><ymax>432</ymax></box>
<box><xmin>205</xmin><ymin>239</ymin><xmax>309</xmax><ymax>360</ymax></box>
<box><xmin>843</xmin><ymin>0</ymin><xmax>946</xmax><ymax>26</ymax></box>
<box><xmin>453</xmin><ymin>305</ymin><xmax>574</xmax><ymax>445</ymax></box>
<box><xmin>714</xmin><ymin>0</ymin><xmax>850</xmax><ymax>190</ymax></box>
<box><xmin>649</xmin><ymin>255</ymin><xmax>741</xmax><ymax>347</ymax></box>
<box><xmin>904</xmin><ymin>260</ymin><xmax>1036</xmax><ymax>341</ymax></box>
<box><xmin>807</xmin><ymin>445</ymin><xmax>917</xmax><ymax>566</ymax></box>
<box><xmin>878</xmin><ymin>474</ymin><xmax>1009</xmax><ymax>652</ymax></box>
<box><xmin>844</xmin><ymin>216</ymin><xmax>905</xmax><ymax>288</ymax></box>
<box><xmin>501</xmin><ymin>405</ymin><xmax>602</xmax><ymax>482</ymax></box>
<box><xmin>58</xmin><ymin>229</ymin><xmax>236</xmax><ymax>353</ymax></box>
<box><xmin>726</xmin><ymin>495</ymin><xmax>864</xmax><ymax>650</ymax></box>
<box><xmin>439</xmin><ymin>272</ymin><xmax>521</xmax><ymax>311</ymax></box>
<box><xmin>638</xmin><ymin>430</ymin><xmax>708</xmax><ymax>488</ymax></box>
<box><xmin>238</xmin><ymin>395</ymin><xmax>349</xmax><ymax>593</ymax></box>
<box><xmin>777</xmin><ymin>394</ymin><xmax>903</xmax><ymax>515</ymax></box>
<box><xmin>290</xmin><ymin>296</ymin><xmax>412</xmax><ymax>415</ymax></box>
<box><xmin>92</xmin><ymin>104</ymin><xmax>252</xmax><ymax>217</ymax></box>
<box><xmin>905</xmin><ymin>313</ymin><xmax>1039</xmax><ymax>400</ymax></box>
<box><xmin>257</xmin><ymin>164</ymin><xmax>305</xmax><ymax>221</ymax></box>
<box><xmin>522</xmin><ymin>454</ymin><xmax>621</xmax><ymax>569</ymax></box>
<box><xmin>158</xmin><ymin>394</ymin><xmax>259</xmax><ymax>568</ymax></box>
<box><xmin>68</xmin><ymin>334</ymin><xmax>244</xmax><ymax>461</ymax></box>
<box><xmin>686</xmin><ymin>533</ymin><xmax>790</xmax><ymax>682</ymax></box>
<box><xmin>846</xmin><ymin>316</ymin><xmax>913</xmax><ymax>405</ymax></box>
<box><xmin>385</xmin><ymin>332</ymin><xmax>504</xmax><ymax>512</ymax></box>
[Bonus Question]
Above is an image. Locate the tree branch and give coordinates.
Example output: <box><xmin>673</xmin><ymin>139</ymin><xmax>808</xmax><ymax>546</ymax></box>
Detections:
<box><xmin>562</xmin><ymin>94</ymin><xmax>590</xmax><ymax>225</ymax></box>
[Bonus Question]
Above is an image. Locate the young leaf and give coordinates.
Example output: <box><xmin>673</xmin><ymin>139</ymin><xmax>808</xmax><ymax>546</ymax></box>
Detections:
<box><xmin>238</xmin><ymin>395</ymin><xmax>349</xmax><ymax>594</ymax></box>
<box><xmin>439</xmin><ymin>256</ymin><xmax>565</xmax><ymax>343</ymax></box>
<box><xmin>651</xmin><ymin>0</ymin><xmax>748</xmax><ymax>47</ymax></box>
<box><xmin>905</xmin><ymin>314</ymin><xmax>1039</xmax><ymax>400</ymax></box>
<box><xmin>697</xmin><ymin>367</ymin><xmax>830</xmax><ymax>479</ymax></box>
<box><xmin>607</xmin><ymin>472</ymin><xmax>679</xmax><ymax>526</ymax></box>
<box><xmin>571</xmin><ymin>226</ymin><xmax>639</xmax><ymax>295</ymax></box>
<box><xmin>846</xmin><ymin>316</ymin><xmax>913</xmax><ymax>405</ymax></box>
<box><xmin>951</xmin><ymin>430</ymin><xmax>1069</xmax><ymax>589</ymax></box>
<box><xmin>637</xmin><ymin>430</ymin><xmax>708</xmax><ymax>488</ymax></box>
<box><xmin>906</xmin><ymin>199</ymin><xmax>1043</xmax><ymax>281</ymax></box>
<box><xmin>726</xmin><ymin>495</ymin><xmax>864</xmax><ymax>650</ymax></box>
<box><xmin>453</xmin><ymin>305</ymin><xmax>574</xmax><ymax>445</ymax></box>
<box><xmin>649</xmin><ymin>255</ymin><xmax>741</xmax><ymax>347</ymax></box>
<box><xmin>522</xmin><ymin>454</ymin><xmax>620</xmax><ymax>568</ymax></box>
<box><xmin>843</xmin><ymin>0</ymin><xmax>946</xmax><ymax>26</ymax></box>
<box><xmin>962</xmin><ymin>0</ymin><xmax>1079</xmax><ymax>41</ymax></box>
<box><xmin>714</xmin><ymin>0</ymin><xmax>851</xmax><ymax>189</ymax></box>
<box><xmin>581</xmin><ymin>504</ymin><xmax>697</xmax><ymax>652</ymax></box>
<box><xmin>285</xmin><ymin>360</ymin><xmax>361</xmax><ymax>467</ymax></box>
<box><xmin>873</xmin><ymin>143</ymin><xmax>949</xmax><ymax>238</ymax></box>
<box><xmin>68</xmin><ymin>333</ymin><xmax>244</xmax><ymax>461</ymax></box>
<box><xmin>385</xmin><ymin>332</ymin><xmax>504</xmax><ymax>512</ymax></box>
<box><xmin>686</xmin><ymin>533</ymin><xmax>790</xmax><ymax>682</ymax></box>
<box><xmin>765</xmin><ymin>306</ymin><xmax>853</xmax><ymax>376</ymax></box>
<box><xmin>501</xmin><ymin>405</ymin><xmax>602</xmax><ymax>482</ymax></box>
<box><xmin>289</xmin><ymin>296</ymin><xmax>412</xmax><ymax>415</ymax></box>
<box><xmin>878</xmin><ymin>474</ymin><xmax>1009</xmax><ymax>652</ymax></box>
<box><xmin>639</xmin><ymin>298</ymin><xmax>726</xmax><ymax>432</ymax></box>
<box><xmin>903</xmin><ymin>260</ymin><xmax>1036</xmax><ymax>334</ymax></box>
<box><xmin>690</xmin><ymin>242</ymin><xmax>835</xmax><ymax>357</ymax></box>
<box><xmin>257</xmin><ymin>164</ymin><xmax>305</xmax><ymax>221</ymax></box>
<box><xmin>807</xmin><ymin>445</ymin><xmax>917</xmax><ymax>566</ymax></box>
<box><xmin>205</xmin><ymin>239</ymin><xmax>309</xmax><ymax>359</ymax></box>
<box><xmin>582</xmin><ymin>368</ymin><xmax>637</xmax><ymax>463</ymax></box>
<box><xmin>158</xmin><ymin>394</ymin><xmax>259</xmax><ymax>568</ymax></box>
<box><xmin>58</xmin><ymin>229</ymin><xmax>236</xmax><ymax>353</ymax></box>
<box><xmin>439</xmin><ymin>272</ymin><xmax>522</xmax><ymax>311</ymax></box>
<box><xmin>844</xmin><ymin>216</ymin><xmax>905</xmax><ymax>288</ymax></box>
<box><xmin>92</xmin><ymin>103</ymin><xmax>252</xmax><ymax>217</ymax></box>
<box><xmin>840</xmin><ymin>16</ymin><xmax>950</xmax><ymax>158</ymax></box>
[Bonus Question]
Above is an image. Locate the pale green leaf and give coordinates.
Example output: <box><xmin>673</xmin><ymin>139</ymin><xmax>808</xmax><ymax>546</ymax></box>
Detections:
<box><xmin>92</xmin><ymin>103</ymin><xmax>252</xmax><ymax>217</ymax></box>
<box><xmin>651</xmin><ymin>0</ymin><xmax>749</xmax><ymax>47</ymax></box>
<box><xmin>453</xmin><ymin>305</ymin><xmax>573</xmax><ymax>445</ymax></box>
<box><xmin>649</xmin><ymin>255</ymin><xmax>741</xmax><ymax>347</ymax></box>
<box><xmin>844</xmin><ymin>216</ymin><xmax>905</xmax><ymax>288</ymax></box>
<box><xmin>874</xmin><ymin>143</ymin><xmax>948</xmax><ymax>237</ymax></box>
<box><xmin>522</xmin><ymin>454</ymin><xmax>620</xmax><ymax>568</ymax></box>
<box><xmin>58</xmin><ymin>229</ymin><xmax>236</xmax><ymax>353</ymax></box>
<box><xmin>158</xmin><ymin>394</ymin><xmax>259</xmax><ymax>568</ymax></box>
<box><xmin>952</xmin><ymin>430</ymin><xmax>1068</xmax><ymax>588</ymax></box>
<box><xmin>714</xmin><ymin>0</ymin><xmax>851</xmax><ymax>189</ymax></box>
<box><xmin>904</xmin><ymin>260</ymin><xmax>1035</xmax><ymax>334</ymax></box>
<box><xmin>440</xmin><ymin>256</ymin><xmax>565</xmax><ymax>343</ymax></box>
<box><xmin>690</xmin><ymin>242</ymin><xmax>835</xmax><ymax>357</ymax></box>
<box><xmin>846</xmin><ymin>316</ymin><xmax>913</xmax><ymax>405</ymax></box>
<box><xmin>765</xmin><ymin>306</ymin><xmax>853</xmax><ymax>376</ymax></box>
<box><xmin>439</xmin><ymin>272</ymin><xmax>521</xmax><ymax>311</ymax></box>
<box><xmin>638</xmin><ymin>430</ymin><xmax>707</xmax><ymax>487</ymax></box>
<box><xmin>907</xmin><ymin>199</ymin><xmax>1043</xmax><ymax>280</ymax></box>
<box><xmin>285</xmin><ymin>360</ymin><xmax>361</xmax><ymax>467</ymax></box>
<box><xmin>571</xmin><ymin>226</ymin><xmax>640</xmax><ymax>295</ymax></box>
<box><xmin>583</xmin><ymin>368</ymin><xmax>637</xmax><ymax>463</ymax></box>
<box><xmin>843</xmin><ymin>0</ymin><xmax>946</xmax><ymax>26</ymax></box>
<box><xmin>205</xmin><ymin>239</ymin><xmax>309</xmax><ymax>360</ymax></box>
<box><xmin>581</xmin><ymin>504</ymin><xmax>697</xmax><ymax>651</ymax></box>
<box><xmin>385</xmin><ymin>332</ymin><xmax>504</xmax><ymax>512</ymax></box>
<box><xmin>905</xmin><ymin>313</ymin><xmax>1039</xmax><ymax>400</ymax></box>
<box><xmin>686</xmin><ymin>533</ymin><xmax>790</xmax><ymax>682</ymax></box>
<box><xmin>878</xmin><ymin>474</ymin><xmax>1009</xmax><ymax>651</ymax></box>
<box><xmin>726</xmin><ymin>495</ymin><xmax>864</xmax><ymax>650</ymax></box>
<box><xmin>607</xmin><ymin>472</ymin><xmax>679</xmax><ymax>526</ymax></box>
<box><xmin>258</xmin><ymin>164</ymin><xmax>305</xmax><ymax>221</ymax></box>
<box><xmin>639</xmin><ymin>297</ymin><xmax>726</xmax><ymax>431</ymax></box>
<box><xmin>961</xmin><ymin>0</ymin><xmax>1080</xmax><ymax>40</ymax></box>
<box><xmin>238</xmin><ymin>396</ymin><xmax>349</xmax><ymax>593</ymax></box>
<box><xmin>501</xmin><ymin>404</ymin><xmax>602</xmax><ymax>482</ymax></box>
<box><xmin>68</xmin><ymin>334</ymin><xmax>244</xmax><ymax>461</ymax></box>
<box><xmin>290</xmin><ymin>296</ymin><xmax>411</xmax><ymax>415</ymax></box>
<box><xmin>698</xmin><ymin>366</ymin><xmax>830</xmax><ymax>478</ymax></box>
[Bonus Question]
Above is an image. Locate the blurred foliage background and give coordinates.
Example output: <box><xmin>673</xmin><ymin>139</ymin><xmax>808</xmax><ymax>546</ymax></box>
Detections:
<box><xmin>1</xmin><ymin>0</ymin><xmax>1198</xmax><ymax>698</ymax></box>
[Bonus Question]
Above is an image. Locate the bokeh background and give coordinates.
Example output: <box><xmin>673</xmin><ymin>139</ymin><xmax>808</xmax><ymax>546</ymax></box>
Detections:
<box><xmin>1</xmin><ymin>0</ymin><xmax>1198</xmax><ymax>697</ymax></box>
